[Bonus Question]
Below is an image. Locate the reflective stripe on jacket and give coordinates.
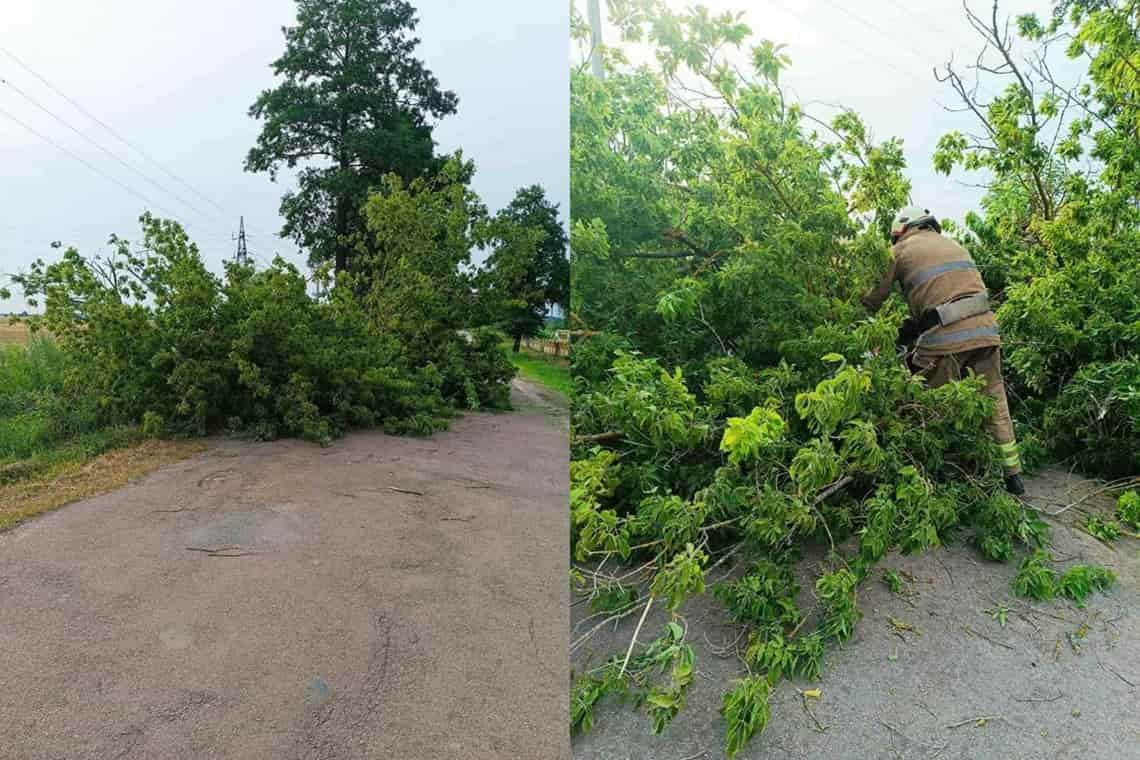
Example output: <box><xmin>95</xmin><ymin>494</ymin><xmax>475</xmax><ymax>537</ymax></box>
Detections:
<box><xmin>861</xmin><ymin>229</ymin><xmax>1001</xmax><ymax>355</ymax></box>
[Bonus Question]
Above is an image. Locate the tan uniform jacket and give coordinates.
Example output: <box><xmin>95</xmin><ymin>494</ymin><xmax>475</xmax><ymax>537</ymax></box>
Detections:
<box><xmin>861</xmin><ymin>229</ymin><xmax>1000</xmax><ymax>355</ymax></box>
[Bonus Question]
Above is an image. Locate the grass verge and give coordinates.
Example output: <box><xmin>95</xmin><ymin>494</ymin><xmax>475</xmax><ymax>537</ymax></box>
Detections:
<box><xmin>505</xmin><ymin>344</ymin><xmax>572</xmax><ymax>398</ymax></box>
<box><xmin>0</xmin><ymin>437</ymin><xmax>206</xmax><ymax>532</ymax></box>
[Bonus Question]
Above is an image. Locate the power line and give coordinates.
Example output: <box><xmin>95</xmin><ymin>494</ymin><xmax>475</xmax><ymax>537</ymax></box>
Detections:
<box><xmin>1</xmin><ymin>74</ymin><xmax>221</xmax><ymax>225</ymax></box>
<box><xmin>0</xmin><ymin>44</ymin><xmax>232</xmax><ymax>219</ymax></box>
<box><xmin>816</xmin><ymin>0</ymin><xmax>936</xmax><ymax>66</ymax></box>
<box><xmin>880</xmin><ymin>0</ymin><xmax>963</xmax><ymax>44</ymax></box>
<box><xmin>765</xmin><ymin>0</ymin><xmax>932</xmax><ymax>86</ymax></box>
<box><xmin>0</xmin><ymin>104</ymin><xmax>233</xmax><ymax>251</ymax></box>
<box><xmin>0</xmin><ymin>44</ymin><xmax>280</xmax><ymax>242</ymax></box>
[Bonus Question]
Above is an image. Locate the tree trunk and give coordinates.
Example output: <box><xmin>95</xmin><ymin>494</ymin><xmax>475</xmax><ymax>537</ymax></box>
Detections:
<box><xmin>513</xmin><ymin>333</ymin><xmax>522</xmax><ymax>353</ymax></box>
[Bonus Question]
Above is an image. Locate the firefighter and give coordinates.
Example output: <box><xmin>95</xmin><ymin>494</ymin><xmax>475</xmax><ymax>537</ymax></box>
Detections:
<box><xmin>862</xmin><ymin>206</ymin><xmax>1025</xmax><ymax>495</ymax></box>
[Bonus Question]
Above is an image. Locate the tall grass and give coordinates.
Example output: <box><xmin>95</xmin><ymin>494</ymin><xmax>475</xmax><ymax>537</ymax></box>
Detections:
<box><xmin>0</xmin><ymin>338</ymin><xmax>117</xmax><ymax>466</ymax></box>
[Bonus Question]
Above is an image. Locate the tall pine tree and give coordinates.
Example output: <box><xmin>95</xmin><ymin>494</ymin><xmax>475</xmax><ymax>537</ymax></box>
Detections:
<box><xmin>246</xmin><ymin>0</ymin><xmax>458</xmax><ymax>273</ymax></box>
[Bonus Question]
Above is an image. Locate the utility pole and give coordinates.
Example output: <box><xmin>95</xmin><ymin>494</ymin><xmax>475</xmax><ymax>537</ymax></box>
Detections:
<box><xmin>587</xmin><ymin>0</ymin><xmax>604</xmax><ymax>79</ymax></box>
<box><xmin>233</xmin><ymin>216</ymin><xmax>248</xmax><ymax>265</ymax></box>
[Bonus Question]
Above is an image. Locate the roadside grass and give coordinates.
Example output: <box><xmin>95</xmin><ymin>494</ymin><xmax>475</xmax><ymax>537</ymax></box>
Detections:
<box><xmin>1</xmin><ymin>338</ymin><xmax>75</xmax><ymax>462</ymax></box>
<box><xmin>0</xmin><ymin>438</ymin><xmax>207</xmax><ymax>531</ymax></box>
<box><xmin>0</xmin><ymin>335</ymin><xmax>205</xmax><ymax>530</ymax></box>
<box><xmin>504</xmin><ymin>343</ymin><xmax>572</xmax><ymax>398</ymax></box>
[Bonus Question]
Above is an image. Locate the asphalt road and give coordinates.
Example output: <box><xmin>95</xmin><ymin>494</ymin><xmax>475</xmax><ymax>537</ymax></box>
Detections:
<box><xmin>1</xmin><ymin>379</ymin><xmax>568</xmax><ymax>760</ymax></box>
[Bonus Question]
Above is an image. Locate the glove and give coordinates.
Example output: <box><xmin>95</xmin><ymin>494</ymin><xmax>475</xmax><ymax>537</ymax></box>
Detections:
<box><xmin>896</xmin><ymin>317</ymin><xmax>921</xmax><ymax>347</ymax></box>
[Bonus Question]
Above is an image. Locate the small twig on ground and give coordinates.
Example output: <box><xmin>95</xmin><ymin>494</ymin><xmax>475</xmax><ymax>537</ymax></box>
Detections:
<box><xmin>440</xmin><ymin>515</ymin><xmax>474</xmax><ymax>522</ymax></box>
<box><xmin>705</xmin><ymin>542</ymin><xmax>745</xmax><ymax>576</ymax></box>
<box><xmin>185</xmin><ymin>545</ymin><xmax>260</xmax><ymax>558</ymax></box>
<box><xmin>1012</xmin><ymin>693</ymin><xmax>1064</xmax><ymax>703</ymax></box>
<box><xmin>879</xmin><ymin>720</ymin><xmax>947</xmax><ymax>753</ymax></box>
<box><xmin>702</xmin><ymin>626</ymin><xmax>748</xmax><ymax>658</ymax></box>
<box><xmin>945</xmin><ymin>715</ymin><xmax>1001</xmax><ymax>729</ymax></box>
<box><xmin>619</xmin><ymin>598</ymin><xmax>655</xmax><ymax>677</ymax></box>
<box><xmin>801</xmin><ymin>693</ymin><xmax>828</xmax><ymax>732</ymax></box>
<box><xmin>1045</xmin><ymin>476</ymin><xmax>1140</xmax><ymax>516</ymax></box>
<box><xmin>991</xmin><ymin>595</ymin><xmax>1077</xmax><ymax>625</ymax></box>
<box><xmin>935</xmin><ymin>552</ymin><xmax>954</xmax><ymax>585</ymax></box>
<box><xmin>570</xmin><ymin>596</ymin><xmax>649</xmax><ymax>653</ymax></box>
<box><xmin>152</xmin><ymin>508</ymin><xmax>189</xmax><ymax>513</ymax></box>
<box><xmin>963</xmin><ymin>625</ymin><xmax>1015</xmax><ymax>651</ymax></box>
<box><xmin>1096</xmin><ymin>652</ymin><xmax>1136</xmax><ymax>688</ymax></box>
<box><xmin>387</xmin><ymin>486</ymin><xmax>424</xmax><ymax>496</ymax></box>
<box><xmin>676</xmin><ymin>751</ymin><xmax>708</xmax><ymax>760</ymax></box>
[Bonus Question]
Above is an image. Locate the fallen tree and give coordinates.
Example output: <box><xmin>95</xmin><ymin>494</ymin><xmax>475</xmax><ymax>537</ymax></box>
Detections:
<box><xmin>568</xmin><ymin>1</ymin><xmax>1125</xmax><ymax>754</ymax></box>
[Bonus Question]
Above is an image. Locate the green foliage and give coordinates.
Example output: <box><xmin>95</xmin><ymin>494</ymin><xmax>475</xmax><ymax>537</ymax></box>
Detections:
<box><xmin>639</xmin><ymin>625</ymin><xmax>695</xmax><ymax>733</ymax></box>
<box><xmin>570</xmin><ymin>621</ymin><xmax>696</xmax><ymax>737</ymax></box>
<box><xmin>722</xmin><ymin>675</ymin><xmax>773</xmax><ymax>759</ymax></box>
<box><xmin>971</xmin><ymin>490</ymin><xmax>1050</xmax><ymax>562</ymax></box>
<box><xmin>720</xmin><ymin>405</ymin><xmax>785</xmax><ymax>466</ymax></box>
<box><xmin>744</xmin><ymin>631</ymin><xmax>824</xmax><ymax>681</ymax></box>
<box><xmin>570</xmin><ymin>332</ymin><xmax>634</xmax><ymax>387</ymax></box>
<box><xmin>477</xmin><ymin>186</ymin><xmax>568</xmax><ymax>347</ymax></box>
<box><xmin>141</xmin><ymin>411</ymin><xmax>164</xmax><ymax>439</ymax></box>
<box><xmin>650</xmin><ymin>543</ymin><xmax>707</xmax><ymax>610</ymax></box>
<box><xmin>1012</xmin><ymin>550</ymin><xmax>1058</xmax><ymax>601</ymax></box>
<box><xmin>570</xmin><ymin>663</ymin><xmax>627</xmax><ymax>736</ymax></box>
<box><xmin>1056</xmin><ymin>563</ymin><xmax>1115</xmax><ymax>607</ymax></box>
<box><xmin>815</xmin><ymin>568</ymin><xmax>862</xmax><ymax>643</ymax></box>
<box><xmin>590</xmin><ymin>581</ymin><xmax>639</xmax><ymax>614</ymax></box>
<box><xmin>936</xmin><ymin>2</ymin><xmax>1140</xmax><ymax>478</ymax></box>
<box><xmin>632</xmin><ymin>493</ymin><xmax>707</xmax><ymax>556</ymax></box>
<box><xmin>881</xmin><ymin>568</ymin><xmax>904</xmax><ymax>593</ymax></box>
<box><xmin>0</xmin><ymin>338</ymin><xmax>99</xmax><ymax>463</ymax></box>
<box><xmin>1083</xmin><ymin>514</ymin><xmax>1122</xmax><ymax>543</ymax></box>
<box><xmin>713</xmin><ymin>560</ymin><xmax>800</xmax><ymax>630</ymax></box>
<box><xmin>245</xmin><ymin>0</ymin><xmax>457</xmax><ymax>272</ymax></box>
<box><xmin>8</xmin><ymin>206</ymin><xmax>514</xmax><ymax>452</ymax></box>
<box><xmin>567</xmin><ymin>0</ymin><xmax>1136</xmax><ymax>753</ymax></box>
<box><xmin>570</xmin><ymin>449</ymin><xmax>630</xmax><ymax>562</ymax></box>
<box><xmin>1116</xmin><ymin>490</ymin><xmax>1140</xmax><ymax>531</ymax></box>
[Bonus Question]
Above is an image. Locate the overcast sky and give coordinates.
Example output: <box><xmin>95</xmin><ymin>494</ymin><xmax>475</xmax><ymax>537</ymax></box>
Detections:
<box><xmin>0</xmin><ymin>0</ymin><xmax>568</xmax><ymax>312</ymax></box>
<box><xmin>575</xmin><ymin>0</ymin><xmax>1073</xmax><ymax>225</ymax></box>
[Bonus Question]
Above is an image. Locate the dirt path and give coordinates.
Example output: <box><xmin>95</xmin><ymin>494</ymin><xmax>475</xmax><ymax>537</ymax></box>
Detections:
<box><xmin>572</xmin><ymin>468</ymin><xmax>1140</xmax><ymax>759</ymax></box>
<box><xmin>0</xmin><ymin>379</ymin><xmax>568</xmax><ymax>760</ymax></box>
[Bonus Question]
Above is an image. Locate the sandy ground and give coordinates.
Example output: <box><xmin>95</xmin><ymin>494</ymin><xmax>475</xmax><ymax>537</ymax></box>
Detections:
<box><xmin>0</xmin><ymin>379</ymin><xmax>568</xmax><ymax>760</ymax></box>
<box><xmin>572</xmin><ymin>468</ymin><xmax>1140</xmax><ymax>760</ymax></box>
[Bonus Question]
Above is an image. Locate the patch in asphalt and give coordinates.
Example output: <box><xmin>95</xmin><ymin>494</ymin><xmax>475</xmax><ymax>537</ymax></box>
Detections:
<box><xmin>185</xmin><ymin>507</ymin><xmax>304</xmax><ymax>552</ymax></box>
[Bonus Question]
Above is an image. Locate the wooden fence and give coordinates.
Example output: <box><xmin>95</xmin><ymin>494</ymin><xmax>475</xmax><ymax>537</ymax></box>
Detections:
<box><xmin>522</xmin><ymin>330</ymin><xmax>571</xmax><ymax>358</ymax></box>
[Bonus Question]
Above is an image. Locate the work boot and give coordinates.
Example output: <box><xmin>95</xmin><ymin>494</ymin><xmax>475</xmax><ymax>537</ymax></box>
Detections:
<box><xmin>1004</xmin><ymin>474</ymin><xmax>1025</xmax><ymax>496</ymax></box>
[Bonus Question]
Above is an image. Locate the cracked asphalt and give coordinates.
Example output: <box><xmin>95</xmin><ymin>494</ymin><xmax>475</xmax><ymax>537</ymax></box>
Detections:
<box><xmin>0</xmin><ymin>379</ymin><xmax>568</xmax><ymax>760</ymax></box>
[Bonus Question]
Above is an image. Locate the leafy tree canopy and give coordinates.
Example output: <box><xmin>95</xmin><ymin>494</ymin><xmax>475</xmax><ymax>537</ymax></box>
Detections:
<box><xmin>246</xmin><ymin>0</ymin><xmax>458</xmax><ymax>272</ymax></box>
<box><xmin>478</xmin><ymin>185</ymin><xmax>569</xmax><ymax>350</ymax></box>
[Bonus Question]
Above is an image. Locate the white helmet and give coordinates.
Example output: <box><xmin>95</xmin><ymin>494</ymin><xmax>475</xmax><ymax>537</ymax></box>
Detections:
<box><xmin>890</xmin><ymin>206</ymin><xmax>939</xmax><ymax>243</ymax></box>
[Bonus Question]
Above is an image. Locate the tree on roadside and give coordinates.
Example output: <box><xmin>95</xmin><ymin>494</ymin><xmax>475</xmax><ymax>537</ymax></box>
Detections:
<box><xmin>245</xmin><ymin>0</ymin><xmax>458</xmax><ymax>274</ymax></box>
<box><xmin>479</xmin><ymin>185</ymin><xmax>569</xmax><ymax>352</ymax></box>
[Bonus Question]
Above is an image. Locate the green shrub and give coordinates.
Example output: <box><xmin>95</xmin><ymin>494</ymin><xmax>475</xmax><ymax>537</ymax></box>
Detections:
<box><xmin>1117</xmin><ymin>491</ymin><xmax>1140</xmax><ymax>531</ymax></box>
<box><xmin>1012</xmin><ymin>550</ymin><xmax>1058</xmax><ymax>601</ymax></box>
<box><xmin>1084</xmin><ymin>514</ymin><xmax>1122</xmax><ymax>543</ymax></box>
<box><xmin>1057</xmin><ymin>564</ymin><xmax>1115</xmax><ymax>608</ymax></box>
